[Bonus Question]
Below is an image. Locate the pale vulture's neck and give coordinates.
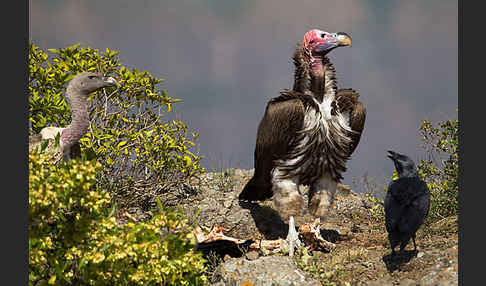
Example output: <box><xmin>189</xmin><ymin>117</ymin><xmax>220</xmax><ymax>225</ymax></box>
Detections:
<box><xmin>60</xmin><ymin>86</ymin><xmax>90</xmax><ymax>149</ymax></box>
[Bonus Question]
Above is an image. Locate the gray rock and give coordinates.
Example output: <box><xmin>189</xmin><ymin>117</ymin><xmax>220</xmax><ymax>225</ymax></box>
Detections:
<box><xmin>210</xmin><ymin>282</ymin><xmax>225</xmax><ymax>286</ymax></box>
<box><xmin>420</xmin><ymin>266</ymin><xmax>458</xmax><ymax>286</ymax></box>
<box><xmin>366</xmin><ymin>278</ymin><xmax>394</xmax><ymax>286</ymax></box>
<box><xmin>213</xmin><ymin>256</ymin><xmax>320</xmax><ymax>286</ymax></box>
<box><xmin>419</xmin><ymin>246</ymin><xmax>458</xmax><ymax>286</ymax></box>
<box><xmin>398</xmin><ymin>278</ymin><xmax>418</xmax><ymax>286</ymax></box>
<box><xmin>233</xmin><ymin>168</ymin><xmax>246</xmax><ymax>177</ymax></box>
<box><xmin>245</xmin><ymin>250</ymin><xmax>260</xmax><ymax>260</ymax></box>
<box><xmin>223</xmin><ymin>200</ymin><xmax>233</xmax><ymax>208</ymax></box>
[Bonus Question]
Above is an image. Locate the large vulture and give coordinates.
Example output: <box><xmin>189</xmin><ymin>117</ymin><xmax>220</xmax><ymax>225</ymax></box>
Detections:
<box><xmin>29</xmin><ymin>72</ymin><xmax>117</xmax><ymax>163</ymax></box>
<box><xmin>239</xmin><ymin>29</ymin><xmax>366</xmax><ymax>253</ymax></box>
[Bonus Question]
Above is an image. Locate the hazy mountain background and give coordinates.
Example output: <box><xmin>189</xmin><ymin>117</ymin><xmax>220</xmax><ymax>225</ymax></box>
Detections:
<box><xmin>29</xmin><ymin>0</ymin><xmax>457</xmax><ymax>192</ymax></box>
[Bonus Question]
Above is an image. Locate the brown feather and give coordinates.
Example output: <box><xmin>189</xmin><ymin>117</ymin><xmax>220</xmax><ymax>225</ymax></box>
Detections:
<box><xmin>239</xmin><ymin>93</ymin><xmax>305</xmax><ymax>201</ymax></box>
<box><xmin>240</xmin><ymin>44</ymin><xmax>366</xmax><ymax>204</ymax></box>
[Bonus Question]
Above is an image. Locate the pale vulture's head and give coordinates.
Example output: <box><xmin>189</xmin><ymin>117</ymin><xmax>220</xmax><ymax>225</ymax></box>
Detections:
<box><xmin>68</xmin><ymin>72</ymin><xmax>117</xmax><ymax>95</ymax></box>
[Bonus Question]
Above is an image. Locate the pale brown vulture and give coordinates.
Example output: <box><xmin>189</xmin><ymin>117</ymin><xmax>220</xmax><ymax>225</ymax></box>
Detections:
<box><xmin>29</xmin><ymin>72</ymin><xmax>117</xmax><ymax>163</ymax></box>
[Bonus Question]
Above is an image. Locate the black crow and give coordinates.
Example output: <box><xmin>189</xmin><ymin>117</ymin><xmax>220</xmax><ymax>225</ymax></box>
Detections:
<box><xmin>385</xmin><ymin>150</ymin><xmax>431</xmax><ymax>256</ymax></box>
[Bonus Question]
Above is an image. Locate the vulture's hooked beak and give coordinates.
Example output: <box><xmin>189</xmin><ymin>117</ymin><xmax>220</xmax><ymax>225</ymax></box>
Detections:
<box><xmin>336</xmin><ymin>32</ymin><xmax>352</xmax><ymax>47</ymax></box>
<box><xmin>104</xmin><ymin>76</ymin><xmax>118</xmax><ymax>87</ymax></box>
<box><xmin>88</xmin><ymin>76</ymin><xmax>118</xmax><ymax>99</ymax></box>
<box><xmin>310</xmin><ymin>31</ymin><xmax>353</xmax><ymax>55</ymax></box>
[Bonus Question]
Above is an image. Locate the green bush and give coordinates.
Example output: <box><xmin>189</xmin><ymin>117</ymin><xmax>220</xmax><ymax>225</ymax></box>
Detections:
<box><xmin>29</xmin><ymin>43</ymin><xmax>204</xmax><ymax>214</ymax></box>
<box><xmin>29</xmin><ymin>43</ymin><xmax>209</xmax><ymax>285</ymax></box>
<box><xmin>417</xmin><ymin>116</ymin><xmax>458</xmax><ymax>223</ymax></box>
<box><xmin>361</xmin><ymin>116</ymin><xmax>458</xmax><ymax>225</ymax></box>
<box><xmin>29</xmin><ymin>151</ymin><xmax>207</xmax><ymax>285</ymax></box>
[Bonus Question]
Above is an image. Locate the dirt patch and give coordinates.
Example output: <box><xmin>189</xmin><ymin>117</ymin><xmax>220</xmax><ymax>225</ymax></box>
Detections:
<box><xmin>134</xmin><ymin>168</ymin><xmax>458</xmax><ymax>285</ymax></box>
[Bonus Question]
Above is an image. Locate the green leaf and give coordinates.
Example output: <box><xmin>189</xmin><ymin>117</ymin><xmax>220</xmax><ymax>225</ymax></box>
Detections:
<box><xmin>183</xmin><ymin>155</ymin><xmax>193</xmax><ymax>166</ymax></box>
<box><xmin>40</xmin><ymin>140</ymin><xmax>49</xmax><ymax>152</ymax></box>
<box><xmin>54</xmin><ymin>133</ymin><xmax>61</xmax><ymax>148</ymax></box>
<box><xmin>63</xmin><ymin>74</ymin><xmax>75</xmax><ymax>83</ymax></box>
<box><xmin>108</xmin><ymin>203</ymin><xmax>117</xmax><ymax>218</ymax></box>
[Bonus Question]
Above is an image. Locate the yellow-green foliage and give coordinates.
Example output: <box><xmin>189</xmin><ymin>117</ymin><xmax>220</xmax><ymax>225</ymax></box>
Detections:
<box><xmin>29</xmin><ymin>42</ymin><xmax>204</xmax><ymax>211</ymax></box>
<box><xmin>29</xmin><ymin>152</ymin><xmax>207</xmax><ymax>285</ymax></box>
<box><xmin>362</xmin><ymin>116</ymin><xmax>458</xmax><ymax>224</ymax></box>
<box><xmin>371</xmin><ymin>117</ymin><xmax>459</xmax><ymax>224</ymax></box>
<box><xmin>417</xmin><ymin>117</ymin><xmax>458</xmax><ymax>222</ymax></box>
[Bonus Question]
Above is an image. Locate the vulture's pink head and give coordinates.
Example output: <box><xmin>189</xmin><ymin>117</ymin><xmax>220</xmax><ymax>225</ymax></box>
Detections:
<box><xmin>303</xmin><ymin>29</ymin><xmax>352</xmax><ymax>56</ymax></box>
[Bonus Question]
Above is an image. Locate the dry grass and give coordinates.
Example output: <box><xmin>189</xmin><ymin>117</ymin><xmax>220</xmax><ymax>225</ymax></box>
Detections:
<box><xmin>293</xmin><ymin>199</ymin><xmax>458</xmax><ymax>286</ymax></box>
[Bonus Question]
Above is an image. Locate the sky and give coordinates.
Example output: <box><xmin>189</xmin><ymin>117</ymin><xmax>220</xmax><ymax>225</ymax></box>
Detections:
<box><xmin>29</xmin><ymin>0</ymin><xmax>457</xmax><ymax>192</ymax></box>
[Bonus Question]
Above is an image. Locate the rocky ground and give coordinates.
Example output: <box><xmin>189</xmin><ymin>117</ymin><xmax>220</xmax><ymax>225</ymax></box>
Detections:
<box><xmin>135</xmin><ymin>168</ymin><xmax>459</xmax><ymax>286</ymax></box>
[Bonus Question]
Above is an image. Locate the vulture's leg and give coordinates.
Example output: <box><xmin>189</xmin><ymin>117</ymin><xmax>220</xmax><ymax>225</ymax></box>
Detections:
<box><xmin>308</xmin><ymin>174</ymin><xmax>337</xmax><ymax>218</ymax></box>
<box><xmin>285</xmin><ymin>215</ymin><xmax>301</xmax><ymax>257</ymax></box>
<box><xmin>412</xmin><ymin>234</ymin><xmax>417</xmax><ymax>252</ymax></box>
<box><xmin>271</xmin><ymin>172</ymin><xmax>303</xmax><ymax>257</ymax></box>
<box><xmin>307</xmin><ymin>174</ymin><xmax>337</xmax><ymax>250</ymax></box>
<box><xmin>272</xmin><ymin>173</ymin><xmax>304</xmax><ymax>218</ymax></box>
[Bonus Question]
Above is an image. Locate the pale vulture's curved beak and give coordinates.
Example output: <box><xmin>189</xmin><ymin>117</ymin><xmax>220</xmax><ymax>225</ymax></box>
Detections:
<box><xmin>104</xmin><ymin>76</ymin><xmax>118</xmax><ymax>86</ymax></box>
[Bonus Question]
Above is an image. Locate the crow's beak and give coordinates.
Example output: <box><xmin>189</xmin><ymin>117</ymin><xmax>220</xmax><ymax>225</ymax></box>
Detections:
<box><xmin>387</xmin><ymin>150</ymin><xmax>397</xmax><ymax>160</ymax></box>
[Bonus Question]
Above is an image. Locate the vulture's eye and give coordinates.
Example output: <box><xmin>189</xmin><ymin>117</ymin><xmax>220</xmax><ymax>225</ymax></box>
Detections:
<box><xmin>88</xmin><ymin>75</ymin><xmax>97</xmax><ymax>80</ymax></box>
<box><xmin>321</xmin><ymin>33</ymin><xmax>326</xmax><ymax>38</ymax></box>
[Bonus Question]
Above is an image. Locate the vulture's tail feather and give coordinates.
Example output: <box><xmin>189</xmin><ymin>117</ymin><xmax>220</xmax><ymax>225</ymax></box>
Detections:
<box><xmin>239</xmin><ymin>177</ymin><xmax>273</xmax><ymax>201</ymax></box>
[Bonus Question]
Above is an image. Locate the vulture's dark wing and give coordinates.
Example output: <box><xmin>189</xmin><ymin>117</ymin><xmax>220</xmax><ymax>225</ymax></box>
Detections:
<box><xmin>239</xmin><ymin>91</ymin><xmax>305</xmax><ymax>201</ymax></box>
<box><xmin>333</xmin><ymin>89</ymin><xmax>366</xmax><ymax>156</ymax></box>
<box><xmin>385</xmin><ymin>178</ymin><xmax>430</xmax><ymax>235</ymax></box>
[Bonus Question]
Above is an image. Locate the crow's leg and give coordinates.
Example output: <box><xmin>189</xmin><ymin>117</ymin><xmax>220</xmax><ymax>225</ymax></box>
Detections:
<box><xmin>412</xmin><ymin>234</ymin><xmax>417</xmax><ymax>253</ymax></box>
<box><xmin>399</xmin><ymin>239</ymin><xmax>409</xmax><ymax>253</ymax></box>
<box><xmin>389</xmin><ymin>235</ymin><xmax>399</xmax><ymax>257</ymax></box>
